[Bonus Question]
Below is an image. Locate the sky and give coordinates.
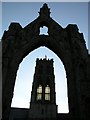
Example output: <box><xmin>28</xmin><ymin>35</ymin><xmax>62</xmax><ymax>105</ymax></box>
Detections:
<box><xmin>89</xmin><ymin>2</ymin><xmax>90</xmax><ymax>52</ymax></box>
<box><xmin>1</xmin><ymin>0</ymin><xmax>90</xmax><ymax>2</ymax></box>
<box><xmin>2</xmin><ymin>2</ymin><xmax>89</xmax><ymax>113</ymax></box>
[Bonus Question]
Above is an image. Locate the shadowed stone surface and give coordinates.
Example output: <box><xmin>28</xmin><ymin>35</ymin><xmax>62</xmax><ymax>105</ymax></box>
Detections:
<box><xmin>1</xmin><ymin>3</ymin><xmax>90</xmax><ymax>120</ymax></box>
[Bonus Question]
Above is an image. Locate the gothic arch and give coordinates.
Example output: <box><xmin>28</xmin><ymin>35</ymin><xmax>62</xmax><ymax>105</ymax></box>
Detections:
<box><xmin>11</xmin><ymin>46</ymin><xmax>69</xmax><ymax>113</ymax></box>
<box><xmin>2</xmin><ymin>3</ymin><xmax>89</xmax><ymax>120</ymax></box>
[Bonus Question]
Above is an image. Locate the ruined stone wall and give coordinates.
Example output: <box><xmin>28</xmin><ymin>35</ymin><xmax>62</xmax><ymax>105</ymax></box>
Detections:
<box><xmin>2</xmin><ymin>3</ymin><xmax>90</xmax><ymax>120</ymax></box>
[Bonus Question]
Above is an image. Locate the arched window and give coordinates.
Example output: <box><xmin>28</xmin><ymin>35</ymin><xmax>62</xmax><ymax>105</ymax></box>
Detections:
<box><xmin>45</xmin><ymin>85</ymin><xmax>50</xmax><ymax>101</ymax></box>
<box><xmin>37</xmin><ymin>85</ymin><xmax>42</xmax><ymax>100</ymax></box>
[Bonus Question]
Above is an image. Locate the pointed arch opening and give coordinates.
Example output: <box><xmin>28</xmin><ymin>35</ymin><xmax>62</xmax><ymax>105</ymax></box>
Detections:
<box><xmin>11</xmin><ymin>46</ymin><xmax>69</xmax><ymax>113</ymax></box>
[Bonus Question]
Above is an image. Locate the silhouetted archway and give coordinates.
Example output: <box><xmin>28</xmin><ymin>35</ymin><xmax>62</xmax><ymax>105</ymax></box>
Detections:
<box><xmin>2</xmin><ymin>3</ymin><xmax>88</xmax><ymax>120</ymax></box>
<box><xmin>11</xmin><ymin>47</ymin><xmax>69</xmax><ymax>113</ymax></box>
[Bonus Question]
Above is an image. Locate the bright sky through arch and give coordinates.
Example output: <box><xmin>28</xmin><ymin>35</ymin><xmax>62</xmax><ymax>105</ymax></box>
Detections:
<box><xmin>11</xmin><ymin>47</ymin><xmax>69</xmax><ymax>113</ymax></box>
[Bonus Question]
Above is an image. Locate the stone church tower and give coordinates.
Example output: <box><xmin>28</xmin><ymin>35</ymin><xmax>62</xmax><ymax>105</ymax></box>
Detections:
<box><xmin>28</xmin><ymin>57</ymin><xmax>57</xmax><ymax>119</ymax></box>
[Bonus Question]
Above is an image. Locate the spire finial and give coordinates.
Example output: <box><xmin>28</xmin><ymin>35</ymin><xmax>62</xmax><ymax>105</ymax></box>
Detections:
<box><xmin>39</xmin><ymin>3</ymin><xmax>51</xmax><ymax>17</ymax></box>
<box><xmin>45</xmin><ymin>55</ymin><xmax>47</xmax><ymax>59</ymax></box>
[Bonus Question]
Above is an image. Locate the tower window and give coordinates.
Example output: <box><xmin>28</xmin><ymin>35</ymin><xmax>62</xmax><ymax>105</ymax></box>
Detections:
<box><xmin>45</xmin><ymin>85</ymin><xmax>50</xmax><ymax>101</ymax></box>
<box><xmin>37</xmin><ymin>85</ymin><xmax>42</xmax><ymax>100</ymax></box>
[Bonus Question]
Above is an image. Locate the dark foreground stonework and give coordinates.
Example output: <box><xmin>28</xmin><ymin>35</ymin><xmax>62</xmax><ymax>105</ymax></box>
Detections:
<box><xmin>1</xmin><ymin>3</ymin><xmax>90</xmax><ymax>120</ymax></box>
